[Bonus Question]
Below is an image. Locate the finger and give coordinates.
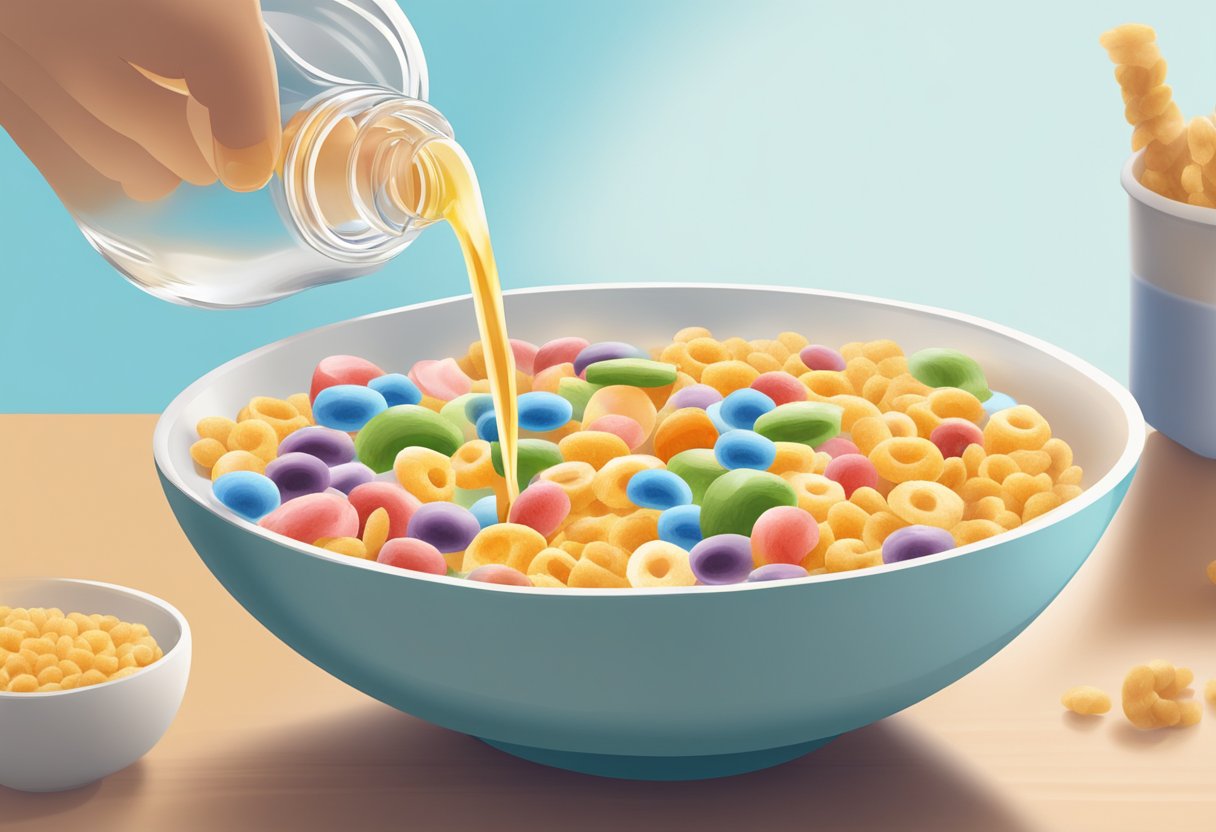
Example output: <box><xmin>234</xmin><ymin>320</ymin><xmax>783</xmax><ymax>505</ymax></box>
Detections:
<box><xmin>118</xmin><ymin>0</ymin><xmax>281</xmax><ymax>191</ymax></box>
<box><xmin>0</xmin><ymin>80</ymin><xmax>122</xmax><ymax>210</ymax></box>
<box><xmin>0</xmin><ymin>32</ymin><xmax>180</xmax><ymax>201</ymax></box>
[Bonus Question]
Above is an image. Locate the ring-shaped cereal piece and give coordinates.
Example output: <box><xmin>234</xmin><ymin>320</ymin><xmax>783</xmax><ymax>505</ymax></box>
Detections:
<box><xmin>977</xmin><ymin>453</ymin><xmax>1019</xmax><ymax>484</ymax></box>
<box><xmin>886</xmin><ymin>480</ymin><xmax>965</xmax><ymax>529</ymax></box>
<box><xmin>828</xmin><ymin>394</ymin><xmax>882</xmax><ymax>432</ymax></box>
<box><xmin>196</xmin><ymin>416</ymin><xmax>237</xmax><ymax>445</ymax></box>
<box><xmin>861</xmin><ymin>510</ymin><xmax>908</xmax><ymax>550</ymax></box>
<box><xmin>701</xmin><ymin>360</ymin><xmax>760</xmax><ymax>396</ymax></box>
<box><xmin>824</xmin><ymin>538</ymin><xmax>883</xmax><ymax>573</ymax></box>
<box><xmin>983</xmin><ymin>405</ymin><xmax>1051</xmax><ymax>454</ymax></box>
<box><xmin>608</xmin><ymin>509</ymin><xmax>662</xmax><ymax>553</ymax></box>
<box><xmin>452</xmin><ymin>440</ymin><xmax>496</xmax><ymax>490</ymax></box>
<box><xmin>653</xmin><ymin>407</ymin><xmax>719</xmax><ymax>462</ymax></box>
<box><xmin>768</xmin><ymin>441</ymin><xmax>817</xmax><ymax>477</ymax></box>
<box><xmin>211</xmin><ymin>450</ymin><xmax>267</xmax><ymax>481</ymax></box>
<box><xmin>626</xmin><ymin>540</ymin><xmax>696</xmax><ymax>587</ymax></box>
<box><xmin>461</xmin><ymin>523</ymin><xmax>548</xmax><ymax>573</ymax></box>
<box><xmin>868</xmin><ymin>437</ymin><xmax>945</xmax><ymax>484</ymax></box>
<box><xmin>927</xmin><ymin>387</ymin><xmax>985</xmax><ymax>423</ymax></box>
<box><xmin>881</xmin><ymin>411</ymin><xmax>918</xmax><ymax>439</ymax></box>
<box><xmin>782</xmin><ymin>473</ymin><xmax>846</xmax><ymax>522</ymax></box>
<box><xmin>849</xmin><ymin>415</ymin><xmax>892</xmax><ymax>456</ymax></box>
<box><xmin>801</xmin><ymin>371</ymin><xmax>854</xmax><ymax>400</ymax></box>
<box><xmin>592</xmin><ymin>454</ymin><xmax>665</xmax><ymax>510</ymax></box>
<box><xmin>247</xmin><ymin>396</ymin><xmax>310</xmax><ymax>440</ymax></box>
<box><xmin>394</xmin><ymin>446</ymin><xmax>456</xmax><ymax>503</ymax></box>
<box><xmin>538</xmin><ymin>460</ymin><xmax>597</xmax><ymax>512</ymax></box>
<box><xmin>950</xmin><ymin>518</ymin><xmax>1005</xmax><ymax>546</ymax></box>
<box><xmin>558</xmin><ymin>430</ymin><xmax>631</xmax><ymax>470</ymax></box>
<box><xmin>526</xmin><ymin>547</ymin><xmax>579</xmax><ymax>585</ymax></box>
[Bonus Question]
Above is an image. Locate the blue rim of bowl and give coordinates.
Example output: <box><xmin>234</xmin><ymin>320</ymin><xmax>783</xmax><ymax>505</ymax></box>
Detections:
<box><xmin>153</xmin><ymin>283</ymin><xmax>1146</xmax><ymax>598</ymax></box>
<box><xmin>0</xmin><ymin>577</ymin><xmax>191</xmax><ymax>698</ymax></box>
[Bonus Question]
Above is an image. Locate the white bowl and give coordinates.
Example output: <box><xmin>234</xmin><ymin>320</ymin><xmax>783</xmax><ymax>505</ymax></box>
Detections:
<box><xmin>0</xmin><ymin>578</ymin><xmax>191</xmax><ymax>792</ymax></box>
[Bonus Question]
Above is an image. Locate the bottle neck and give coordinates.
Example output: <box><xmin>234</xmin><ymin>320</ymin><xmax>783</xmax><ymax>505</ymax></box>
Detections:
<box><xmin>280</xmin><ymin>87</ymin><xmax>454</xmax><ymax>264</ymax></box>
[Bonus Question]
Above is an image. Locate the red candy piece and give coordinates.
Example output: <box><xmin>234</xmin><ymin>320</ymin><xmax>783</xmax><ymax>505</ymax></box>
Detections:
<box><xmin>467</xmin><ymin>564</ymin><xmax>533</xmax><ymax>586</ymax></box>
<box><xmin>751</xmin><ymin>372</ymin><xmax>807</xmax><ymax>406</ymax></box>
<box><xmin>348</xmin><ymin>481</ymin><xmax>421</xmax><ymax>539</ymax></box>
<box><xmin>532</xmin><ymin>337</ymin><xmax>590</xmax><ymax>375</ymax></box>
<box><xmin>823</xmin><ymin>453</ymin><xmax>879</xmax><ymax>498</ymax></box>
<box><xmin>409</xmin><ymin>358</ymin><xmax>473</xmax><ymax>401</ymax></box>
<box><xmin>751</xmin><ymin>505</ymin><xmax>820</xmax><ymax>565</ymax></box>
<box><xmin>585</xmin><ymin>414</ymin><xmax>646</xmax><ymax>450</ymax></box>
<box><xmin>259</xmin><ymin>493</ymin><xmax>359</xmax><ymax>543</ymax></box>
<box><xmin>510</xmin><ymin>339</ymin><xmax>539</xmax><ymax>375</ymax></box>
<box><xmin>930</xmin><ymin>418</ymin><xmax>985</xmax><ymax>458</ymax></box>
<box><xmin>508</xmin><ymin>481</ymin><xmax>572</xmax><ymax>537</ymax></box>
<box><xmin>310</xmin><ymin>355</ymin><xmax>385</xmax><ymax>403</ymax></box>
<box><xmin>377</xmin><ymin>538</ymin><xmax>448</xmax><ymax>575</ymax></box>
<box><xmin>816</xmin><ymin>437</ymin><xmax>861</xmax><ymax>458</ymax></box>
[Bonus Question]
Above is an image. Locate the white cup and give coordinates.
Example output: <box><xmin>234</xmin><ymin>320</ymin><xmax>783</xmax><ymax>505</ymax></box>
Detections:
<box><xmin>1124</xmin><ymin>152</ymin><xmax>1216</xmax><ymax>458</ymax></box>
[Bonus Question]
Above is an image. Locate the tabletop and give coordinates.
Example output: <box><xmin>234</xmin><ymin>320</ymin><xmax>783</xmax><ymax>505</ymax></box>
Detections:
<box><xmin>1</xmin><ymin>415</ymin><xmax>1213</xmax><ymax>831</ymax></box>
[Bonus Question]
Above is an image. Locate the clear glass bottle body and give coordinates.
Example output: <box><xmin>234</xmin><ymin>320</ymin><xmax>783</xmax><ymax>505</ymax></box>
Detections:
<box><xmin>73</xmin><ymin>0</ymin><xmax>451</xmax><ymax>308</ymax></box>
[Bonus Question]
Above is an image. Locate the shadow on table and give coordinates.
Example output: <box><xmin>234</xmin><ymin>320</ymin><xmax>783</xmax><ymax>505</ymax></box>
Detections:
<box><xmin>0</xmin><ymin>759</ymin><xmax>147</xmax><ymax>825</ymax></box>
<box><xmin>160</xmin><ymin>705</ymin><xmax>1034</xmax><ymax>832</ymax></box>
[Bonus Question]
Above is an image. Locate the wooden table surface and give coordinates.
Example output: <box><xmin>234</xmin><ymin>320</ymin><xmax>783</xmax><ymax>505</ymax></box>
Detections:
<box><xmin>2</xmin><ymin>415</ymin><xmax>1213</xmax><ymax>831</ymax></box>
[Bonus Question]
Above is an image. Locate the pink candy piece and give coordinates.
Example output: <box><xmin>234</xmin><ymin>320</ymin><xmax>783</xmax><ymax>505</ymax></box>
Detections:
<box><xmin>930</xmin><ymin>418</ymin><xmax>985</xmax><ymax>458</ymax></box>
<box><xmin>816</xmin><ymin>437</ymin><xmax>861</xmax><ymax>458</ymax></box>
<box><xmin>409</xmin><ymin>357</ymin><xmax>473</xmax><ymax>401</ymax></box>
<box><xmin>259</xmin><ymin>492</ymin><xmax>359</xmax><ymax>543</ymax></box>
<box><xmin>750</xmin><ymin>505</ymin><xmax>820</xmax><ymax>565</ymax></box>
<box><xmin>377</xmin><ymin>538</ymin><xmax>448</xmax><ymax>575</ymax></box>
<box><xmin>347</xmin><ymin>481</ymin><xmax>421</xmax><ymax>539</ymax></box>
<box><xmin>532</xmin><ymin>337</ymin><xmax>590</xmax><ymax>375</ymax></box>
<box><xmin>751</xmin><ymin>372</ymin><xmax>807</xmax><ymax>406</ymax></box>
<box><xmin>510</xmin><ymin>339</ymin><xmax>539</xmax><ymax>375</ymax></box>
<box><xmin>467</xmin><ymin>564</ymin><xmax>533</xmax><ymax>586</ymax></box>
<box><xmin>800</xmin><ymin>345</ymin><xmax>846</xmax><ymax>372</ymax></box>
<box><xmin>310</xmin><ymin>355</ymin><xmax>385</xmax><ymax>402</ymax></box>
<box><xmin>585</xmin><ymin>414</ymin><xmax>646</xmax><ymax>450</ymax></box>
<box><xmin>507</xmin><ymin>481</ymin><xmax>572</xmax><ymax>537</ymax></box>
<box><xmin>824</xmin><ymin>453</ymin><xmax>879</xmax><ymax>498</ymax></box>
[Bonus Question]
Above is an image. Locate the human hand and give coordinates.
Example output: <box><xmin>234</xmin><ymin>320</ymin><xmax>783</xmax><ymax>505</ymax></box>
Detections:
<box><xmin>0</xmin><ymin>0</ymin><xmax>281</xmax><ymax>207</ymax></box>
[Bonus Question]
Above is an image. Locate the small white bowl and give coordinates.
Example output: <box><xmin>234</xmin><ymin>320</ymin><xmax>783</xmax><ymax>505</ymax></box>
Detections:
<box><xmin>0</xmin><ymin>578</ymin><xmax>191</xmax><ymax>792</ymax></box>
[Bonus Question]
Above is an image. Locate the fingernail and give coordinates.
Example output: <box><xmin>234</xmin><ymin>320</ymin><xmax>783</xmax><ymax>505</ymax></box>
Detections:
<box><xmin>213</xmin><ymin>139</ymin><xmax>278</xmax><ymax>192</ymax></box>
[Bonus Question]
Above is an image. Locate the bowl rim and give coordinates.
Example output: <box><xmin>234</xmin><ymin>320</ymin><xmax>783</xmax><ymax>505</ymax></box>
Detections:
<box><xmin>0</xmin><ymin>577</ymin><xmax>191</xmax><ymax>699</ymax></box>
<box><xmin>153</xmin><ymin>282</ymin><xmax>1145</xmax><ymax>597</ymax></box>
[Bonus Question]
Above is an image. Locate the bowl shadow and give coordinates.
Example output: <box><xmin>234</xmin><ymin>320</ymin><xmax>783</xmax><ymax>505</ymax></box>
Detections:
<box><xmin>0</xmin><ymin>759</ymin><xmax>147</xmax><ymax>824</ymax></box>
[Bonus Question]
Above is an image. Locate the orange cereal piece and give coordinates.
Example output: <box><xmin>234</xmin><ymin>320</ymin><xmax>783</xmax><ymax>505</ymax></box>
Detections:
<box><xmin>869</xmin><ymin>437</ymin><xmax>945</xmax><ymax>483</ymax></box>
<box><xmin>582</xmin><ymin>385</ymin><xmax>658</xmax><ymax>438</ymax></box>
<box><xmin>747</xmin><ymin>352</ymin><xmax>782</xmax><ymax>373</ymax></box>
<box><xmin>287</xmin><ymin>393</ymin><xmax>314</xmax><ymax>424</ymax></box>
<box><xmin>608</xmin><ymin>509</ymin><xmax>662</xmax><ymax>553</ymax></box>
<box><xmin>701</xmin><ymin>360</ymin><xmax>760</xmax><ymax>396</ymax></box>
<box><xmin>722</xmin><ymin>337</ymin><xmax>752</xmax><ymax>361</ymax></box>
<box><xmin>563</xmin><ymin>513</ymin><xmax>620</xmax><ymax>544</ymax></box>
<box><xmin>978</xmin><ymin>454</ymin><xmax>1018</xmax><ymax>484</ymax></box>
<box><xmin>318</xmin><ymin>536</ymin><xmax>369</xmax><ymax>558</ymax></box>
<box><xmin>461</xmin><ymin>523</ymin><xmax>548</xmax><ymax>573</ymax></box>
<box><xmin>686</xmin><ymin>337</ymin><xmax>730</xmax><ymax>369</ymax></box>
<box><xmin>887</xmin><ymin>481</ymin><xmax>964</xmax><ymax>529</ymax></box>
<box><xmin>362</xmin><ymin>507</ymin><xmax>391</xmax><ymax>559</ymax></box>
<box><xmin>394</xmin><ymin>446</ymin><xmax>455</xmax><ymax>503</ymax></box>
<box><xmin>210</xmin><ymin>450</ymin><xmax>266</xmax><ymax>481</ymax></box>
<box><xmin>768</xmin><ymin>442</ymin><xmax>817</xmax><ymax>477</ymax></box>
<box><xmin>783</xmin><ymin>473</ymin><xmax>845</xmax><ymax>522</ymax></box>
<box><xmin>247</xmin><ymin>396</ymin><xmax>309</xmax><ymax>440</ymax></box>
<box><xmin>849</xmin><ymin>486</ymin><xmax>887</xmax><ymax>515</ymax></box>
<box><xmin>862</xmin><ymin>511</ymin><xmax>907</xmax><ymax>550</ymax></box>
<box><xmin>962</xmin><ymin>443</ymin><xmax>987</xmax><ymax>478</ymax></box>
<box><xmin>905</xmin><ymin>401</ymin><xmax>941</xmax><ymax>439</ymax></box>
<box><xmin>860</xmin><ymin>374</ymin><xmax>890</xmax><ymax>404</ymax></box>
<box><xmin>801</xmin><ymin>371</ymin><xmax>853</xmax><ymax>400</ymax></box>
<box><xmin>190</xmin><ymin>438</ymin><xmax>227</xmax><ymax>469</ymax></box>
<box><xmin>1009</xmin><ymin>449</ymin><xmax>1052</xmax><ymax>476</ymax></box>
<box><xmin>783</xmin><ymin>353</ymin><xmax>810</xmax><ymax>377</ymax></box>
<box><xmin>1061</xmin><ymin>686</ymin><xmax>1112</xmax><ymax>716</ymax></box>
<box><xmin>938</xmin><ymin>457</ymin><xmax>967</xmax><ymax>492</ymax></box>
<box><xmin>850</xmin><ymin>416</ymin><xmax>892</xmax><ymax>456</ymax></box>
<box><xmin>593</xmin><ymin>454</ymin><xmax>665</xmax><ymax>510</ymax></box>
<box><xmin>559</xmin><ymin>430</ymin><xmax>631</xmax><ymax>470</ymax></box>
<box><xmin>653</xmin><ymin>408</ymin><xmax>718</xmax><ymax>462</ymax></box>
<box><xmin>226</xmin><ymin>418</ymin><xmax>279</xmax><ymax>462</ymax></box>
<box><xmin>1041</xmin><ymin>438</ymin><xmax>1074</xmax><ymax>479</ymax></box>
<box><xmin>829</xmin><ymin>394</ymin><xmax>881</xmax><ymax>432</ymax></box>
<box><xmin>777</xmin><ymin>331</ymin><xmax>809</xmax><ymax>352</ymax></box>
<box><xmin>882</xmin><ymin>411</ymin><xmax>918</xmax><ymax>438</ymax></box>
<box><xmin>568</xmin><ymin>541</ymin><xmax>631</xmax><ymax>588</ymax></box>
<box><xmin>827</xmin><ymin>500</ymin><xmax>869</xmax><ymax>541</ymax></box>
<box><xmin>196</xmin><ymin>416</ymin><xmax>237</xmax><ymax>445</ymax></box>
<box><xmin>798</xmin><ymin>522</ymin><xmax>834</xmax><ymax>572</ymax></box>
<box><xmin>984</xmin><ymin>405</ymin><xmax>1051</xmax><ymax>454</ymax></box>
<box><xmin>861</xmin><ymin>339</ymin><xmax>903</xmax><ymax>363</ymax></box>
<box><xmin>452</xmin><ymin>440</ymin><xmax>496</xmax><ymax>489</ymax></box>
<box><xmin>674</xmin><ymin>326</ymin><xmax>712</xmax><ymax>342</ymax></box>
<box><xmin>844</xmin><ymin>357</ymin><xmax>878</xmax><ymax>391</ymax></box>
<box><xmin>951</xmin><ymin>519</ymin><xmax>1005</xmax><ymax>546</ymax></box>
<box><xmin>1022</xmin><ymin>491</ymin><xmax>1064</xmax><ymax>523</ymax></box>
<box><xmin>526</xmin><ymin>547</ymin><xmax>579</xmax><ymax>585</ymax></box>
<box><xmin>824</xmin><ymin>538</ymin><xmax>883</xmax><ymax>573</ymax></box>
<box><xmin>875</xmin><ymin>355</ymin><xmax>908</xmax><ymax>378</ymax></box>
<box><xmin>532</xmin><ymin>362</ymin><xmax>575</xmax><ymax>394</ymax></box>
<box><xmin>538</xmin><ymin>461</ymin><xmax>597</xmax><ymax>512</ymax></box>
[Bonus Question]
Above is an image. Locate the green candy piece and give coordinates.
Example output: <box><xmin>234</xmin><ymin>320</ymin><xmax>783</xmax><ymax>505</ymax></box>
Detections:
<box><xmin>491</xmin><ymin>438</ymin><xmax>564</xmax><ymax>487</ymax></box>
<box><xmin>557</xmin><ymin>377</ymin><xmax>601</xmax><ymax>421</ymax></box>
<box><xmin>908</xmin><ymin>348</ymin><xmax>992</xmax><ymax>402</ymax></box>
<box><xmin>440</xmin><ymin>393</ymin><xmax>481</xmax><ymax>441</ymax></box>
<box><xmin>354</xmin><ymin>405</ymin><xmax>464</xmax><ymax>473</ymax></box>
<box><xmin>584</xmin><ymin>358</ymin><xmax>678</xmax><ymax>388</ymax></box>
<box><xmin>454</xmin><ymin>486</ymin><xmax>494</xmax><ymax>508</ymax></box>
<box><xmin>700</xmin><ymin>469</ymin><xmax>797</xmax><ymax>538</ymax></box>
<box><xmin>667</xmin><ymin>448</ymin><xmax>728</xmax><ymax>505</ymax></box>
<box><xmin>753</xmin><ymin>402</ymin><xmax>843</xmax><ymax>448</ymax></box>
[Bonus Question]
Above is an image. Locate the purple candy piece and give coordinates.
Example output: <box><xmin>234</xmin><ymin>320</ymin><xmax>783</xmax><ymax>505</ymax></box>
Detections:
<box><xmin>689</xmin><ymin>534</ymin><xmax>754</xmax><ymax>585</ymax></box>
<box><xmin>669</xmin><ymin>384</ymin><xmax>724</xmax><ymax>411</ymax></box>
<box><xmin>800</xmin><ymin>345</ymin><xmax>846</xmax><ymax>372</ymax></box>
<box><xmin>747</xmin><ymin>563</ymin><xmax>810</xmax><ymax>582</ymax></box>
<box><xmin>265</xmin><ymin>452</ymin><xmax>332</xmax><ymax>502</ymax></box>
<box><xmin>406</xmin><ymin>502</ymin><xmax>481</xmax><ymax>553</ymax></box>
<box><xmin>881</xmin><ymin>524</ymin><xmax>956</xmax><ymax>564</ymax></box>
<box><xmin>277</xmin><ymin>426</ymin><xmax>355</xmax><ymax>466</ymax></box>
<box><xmin>573</xmin><ymin>341</ymin><xmax>647</xmax><ymax>375</ymax></box>
<box><xmin>328</xmin><ymin>461</ymin><xmax>376</xmax><ymax>494</ymax></box>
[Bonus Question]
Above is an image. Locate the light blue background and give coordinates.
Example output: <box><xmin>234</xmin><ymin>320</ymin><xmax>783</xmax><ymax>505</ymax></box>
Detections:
<box><xmin>3</xmin><ymin>1</ymin><xmax>1214</xmax><ymax>412</ymax></box>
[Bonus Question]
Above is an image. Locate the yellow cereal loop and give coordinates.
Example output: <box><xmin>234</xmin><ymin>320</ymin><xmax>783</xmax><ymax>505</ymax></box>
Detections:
<box><xmin>526</xmin><ymin>547</ymin><xmax>579</xmax><ymax>585</ymax></box>
<box><xmin>799</xmin><ymin>521</ymin><xmax>834</xmax><ymax>571</ymax></box>
<box><xmin>844</xmin><ymin>357</ymin><xmax>878</xmax><ymax>392</ymax></box>
<box><xmin>747</xmin><ymin>352</ymin><xmax>782</xmax><ymax>373</ymax></box>
<box><xmin>861</xmin><ymin>340</ymin><xmax>903</xmax><ymax>363</ymax></box>
<box><xmin>850</xmin><ymin>416</ymin><xmax>892</xmax><ymax>456</ymax></box>
<box><xmin>768</xmin><ymin>442</ymin><xmax>817</xmax><ymax>477</ymax></box>
<box><xmin>452</xmin><ymin>440</ymin><xmax>495</xmax><ymax>490</ymax></box>
<box><xmin>701</xmin><ymin>360</ymin><xmax>760</xmax><ymax>396</ymax></box>
<box><xmin>559</xmin><ymin>430</ymin><xmax>631</xmax><ymax>470</ymax></box>
<box><xmin>776</xmin><ymin>331</ymin><xmax>809</xmax><ymax>352</ymax></box>
<box><xmin>563</xmin><ymin>513</ymin><xmax>620</xmax><ymax>544</ymax></box>
<box><xmin>1054</xmin><ymin>483</ymin><xmax>1082</xmax><ymax>502</ymax></box>
<box><xmin>722</xmin><ymin>337</ymin><xmax>752</xmax><ymax>361</ymax></box>
<box><xmin>951</xmin><ymin>519</ymin><xmax>1005</xmax><ymax>546</ymax></box>
<box><xmin>287</xmin><ymin>393</ymin><xmax>314</xmax><ymax>424</ymax></box>
<box><xmin>1061</xmin><ymin>686</ymin><xmax>1112</xmax><ymax>716</ymax></box>
<box><xmin>627</xmin><ymin>540</ymin><xmax>696</xmax><ymax>588</ymax></box>
<box><xmin>362</xmin><ymin>507</ymin><xmax>391</xmax><ymax>558</ymax></box>
<box><xmin>839</xmin><ymin>342</ymin><xmax>864</xmax><ymax>361</ymax></box>
<box><xmin>247</xmin><ymin>396</ymin><xmax>310</xmax><ymax>440</ymax></box>
<box><xmin>961</xmin><ymin>476</ymin><xmax>1003</xmax><ymax>504</ymax></box>
<box><xmin>1057</xmin><ymin>465</ymin><xmax>1084</xmax><ymax>486</ymax></box>
<box><xmin>318</xmin><ymin>537</ymin><xmax>369</xmax><ymax>558</ymax></box>
<box><xmin>905</xmin><ymin>401</ymin><xmax>941</xmax><ymax>439</ymax></box>
<box><xmin>190</xmin><ymin>438</ymin><xmax>227</xmax><ymax>469</ymax></box>
<box><xmin>825</xmin><ymin>538</ymin><xmax>883</xmax><ymax>573</ymax></box>
<box><xmin>568</xmin><ymin>542</ymin><xmax>631</xmax><ymax>588</ymax></box>
<box><xmin>849</xmin><ymin>486</ymin><xmax>888</xmax><ymax>515</ymax></box>
<box><xmin>394</xmin><ymin>446</ymin><xmax>456</xmax><ymax>502</ymax></box>
<box><xmin>593</xmin><ymin>454</ymin><xmax>665</xmax><ymax>510</ymax></box>
<box><xmin>887</xmin><ymin>481</ymin><xmax>965</xmax><ymax>529</ymax></box>
<box><xmin>210</xmin><ymin>450</ymin><xmax>266</xmax><ymax>481</ymax></box>
<box><xmin>983</xmin><ymin>405</ymin><xmax>1051</xmax><ymax>454</ymax></box>
<box><xmin>538</xmin><ymin>461</ymin><xmax>597</xmax><ymax>512</ymax></box>
<box><xmin>461</xmin><ymin>523</ymin><xmax>548</xmax><ymax>573</ymax></box>
<box><xmin>685</xmin><ymin>337</ymin><xmax>730</xmax><ymax>370</ymax></box>
<box><xmin>965</xmin><ymin>494</ymin><xmax>1006</xmax><ymax>522</ymax></box>
<box><xmin>783</xmin><ymin>473</ymin><xmax>845</xmax><ymax>522</ymax></box>
<box><xmin>827</xmin><ymin>500</ymin><xmax>869</xmax><ymax>541</ymax></box>
<box><xmin>862</xmin><ymin>511</ymin><xmax>907</xmax><ymax>550</ymax></box>
<box><xmin>829</xmin><ymin>394</ymin><xmax>881</xmax><ymax>432</ymax></box>
<box><xmin>196</xmin><ymin>416</ymin><xmax>237</xmax><ymax>445</ymax></box>
<box><xmin>881</xmin><ymin>410</ymin><xmax>918</xmax><ymax>439</ymax></box>
<box><xmin>1008</xmin><ymin>449</ymin><xmax>1052</xmax><ymax>477</ymax></box>
<box><xmin>961</xmin><ymin>442</ymin><xmax>986</xmax><ymax>478</ymax></box>
<box><xmin>1022</xmin><ymin>491</ymin><xmax>1064</xmax><ymax>523</ymax></box>
<box><xmin>879</xmin><ymin>374</ymin><xmax>932</xmax><ymax>410</ymax></box>
<box><xmin>800</xmin><ymin>371</ymin><xmax>853</xmax><ymax>401</ymax></box>
<box><xmin>1001</xmin><ymin>472</ymin><xmax>1052</xmax><ymax>514</ymax></box>
<box><xmin>938</xmin><ymin>457</ymin><xmax>967</xmax><ymax>492</ymax></box>
<box><xmin>860</xmin><ymin>373</ymin><xmax>890</xmax><ymax>404</ymax></box>
<box><xmin>1041</xmin><ymin>438</ymin><xmax>1074</xmax><ymax>479</ymax></box>
<box><xmin>608</xmin><ymin>509</ymin><xmax>661</xmax><ymax>553</ymax></box>
<box><xmin>1122</xmin><ymin>660</ymin><xmax>1196</xmax><ymax>730</ymax></box>
<box><xmin>978</xmin><ymin>454</ymin><xmax>1018</xmax><ymax>484</ymax></box>
<box><xmin>927</xmin><ymin>387</ymin><xmax>985</xmax><ymax>423</ymax></box>
<box><xmin>674</xmin><ymin>326</ymin><xmax>712</xmax><ymax>343</ymax></box>
<box><xmin>869</xmin><ymin>437</ymin><xmax>945</xmax><ymax>483</ymax></box>
<box><xmin>226</xmin><ymin>418</ymin><xmax>279</xmax><ymax>462</ymax></box>
<box><xmin>875</xmin><ymin>355</ymin><xmax>908</xmax><ymax>378</ymax></box>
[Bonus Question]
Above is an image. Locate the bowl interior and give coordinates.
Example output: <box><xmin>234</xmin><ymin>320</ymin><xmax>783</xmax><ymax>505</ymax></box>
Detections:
<box><xmin>156</xmin><ymin>284</ymin><xmax>1141</xmax><ymax>582</ymax></box>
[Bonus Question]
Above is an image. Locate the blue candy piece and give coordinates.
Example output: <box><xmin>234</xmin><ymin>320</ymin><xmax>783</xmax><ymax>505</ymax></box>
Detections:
<box><xmin>470</xmin><ymin>495</ymin><xmax>500</xmax><ymax>529</ymax></box>
<box><xmin>517</xmin><ymin>391</ymin><xmax>574</xmax><ymax>432</ymax></box>
<box><xmin>719</xmin><ymin>388</ymin><xmax>776</xmax><ymax>430</ymax></box>
<box><xmin>714</xmin><ymin>430</ymin><xmax>778</xmax><ymax>471</ymax></box>
<box><xmin>705</xmin><ymin>401</ymin><xmax>731</xmax><ymax>434</ymax></box>
<box><xmin>475</xmin><ymin>409</ymin><xmax>500</xmax><ymax>441</ymax></box>
<box><xmin>626</xmin><ymin>468</ymin><xmax>693</xmax><ymax>510</ymax></box>
<box><xmin>657</xmin><ymin>504</ymin><xmax>703</xmax><ymax>551</ymax></box>
<box><xmin>464</xmin><ymin>394</ymin><xmax>495</xmax><ymax>425</ymax></box>
<box><xmin>982</xmin><ymin>390</ymin><xmax>1018</xmax><ymax>416</ymax></box>
<box><xmin>212</xmin><ymin>471</ymin><xmax>281</xmax><ymax>522</ymax></box>
<box><xmin>313</xmin><ymin>384</ymin><xmax>388</xmax><ymax>432</ymax></box>
<box><xmin>367</xmin><ymin>373</ymin><xmax>422</xmax><ymax>407</ymax></box>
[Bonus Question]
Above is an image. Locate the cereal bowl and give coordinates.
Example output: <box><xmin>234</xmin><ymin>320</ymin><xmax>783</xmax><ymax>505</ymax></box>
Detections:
<box><xmin>154</xmin><ymin>284</ymin><xmax>1142</xmax><ymax>780</ymax></box>
<box><xmin>0</xmin><ymin>578</ymin><xmax>190</xmax><ymax>792</ymax></box>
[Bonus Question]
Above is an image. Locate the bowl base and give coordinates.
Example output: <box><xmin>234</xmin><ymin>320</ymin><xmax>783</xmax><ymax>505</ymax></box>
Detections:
<box><xmin>478</xmin><ymin>736</ymin><xmax>837</xmax><ymax>781</ymax></box>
